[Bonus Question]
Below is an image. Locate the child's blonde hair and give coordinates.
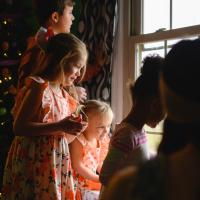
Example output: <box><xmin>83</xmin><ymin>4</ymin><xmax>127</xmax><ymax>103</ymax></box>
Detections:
<box><xmin>35</xmin><ymin>33</ymin><xmax>87</xmax><ymax>84</ymax></box>
<box><xmin>82</xmin><ymin>100</ymin><xmax>113</xmax><ymax>119</ymax></box>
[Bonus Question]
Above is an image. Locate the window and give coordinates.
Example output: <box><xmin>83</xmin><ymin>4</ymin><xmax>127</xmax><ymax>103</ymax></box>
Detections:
<box><xmin>129</xmin><ymin>0</ymin><xmax>200</xmax><ymax>133</ymax></box>
<box><xmin>143</xmin><ymin>0</ymin><xmax>170</xmax><ymax>34</ymax></box>
<box><xmin>143</xmin><ymin>0</ymin><xmax>200</xmax><ymax>34</ymax></box>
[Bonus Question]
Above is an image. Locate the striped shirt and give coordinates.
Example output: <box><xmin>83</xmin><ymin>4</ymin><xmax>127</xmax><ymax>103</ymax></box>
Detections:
<box><xmin>99</xmin><ymin>122</ymin><xmax>149</xmax><ymax>186</ymax></box>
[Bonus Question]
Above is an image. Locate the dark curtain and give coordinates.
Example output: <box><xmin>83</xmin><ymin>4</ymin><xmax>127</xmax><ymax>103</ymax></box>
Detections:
<box><xmin>77</xmin><ymin>0</ymin><xmax>118</xmax><ymax>103</ymax></box>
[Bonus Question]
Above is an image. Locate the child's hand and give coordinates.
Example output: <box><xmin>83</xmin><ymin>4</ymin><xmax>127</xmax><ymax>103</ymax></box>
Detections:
<box><xmin>76</xmin><ymin>86</ymin><xmax>87</xmax><ymax>103</ymax></box>
<box><xmin>71</xmin><ymin>113</ymin><xmax>83</xmax><ymax>122</ymax></box>
<box><xmin>70</xmin><ymin>114</ymin><xmax>88</xmax><ymax>132</ymax></box>
<box><xmin>59</xmin><ymin>115</ymin><xmax>88</xmax><ymax>135</ymax></box>
<box><xmin>74</xmin><ymin>105</ymin><xmax>88</xmax><ymax>122</ymax></box>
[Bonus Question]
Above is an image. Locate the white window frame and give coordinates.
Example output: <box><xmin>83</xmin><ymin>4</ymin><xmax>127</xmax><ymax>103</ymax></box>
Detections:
<box><xmin>130</xmin><ymin>0</ymin><xmax>200</xmax><ymax>79</ymax></box>
<box><xmin>111</xmin><ymin>0</ymin><xmax>200</xmax><ymax>131</ymax></box>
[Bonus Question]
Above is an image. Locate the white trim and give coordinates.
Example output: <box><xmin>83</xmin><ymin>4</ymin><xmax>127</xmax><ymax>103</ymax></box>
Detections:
<box><xmin>111</xmin><ymin>0</ymin><xmax>123</xmax><ymax>125</ymax></box>
<box><xmin>130</xmin><ymin>24</ymin><xmax>200</xmax><ymax>44</ymax></box>
<box><xmin>111</xmin><ymin>0</ymin><xmax>133</xmax><ymax>124</ymax></box>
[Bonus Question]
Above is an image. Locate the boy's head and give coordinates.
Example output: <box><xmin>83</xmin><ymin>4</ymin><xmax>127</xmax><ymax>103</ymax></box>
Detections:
<box><xmin>34</xmin><ymin>0</ymin><xmax>75</xmax><ymax>33</ymax></box>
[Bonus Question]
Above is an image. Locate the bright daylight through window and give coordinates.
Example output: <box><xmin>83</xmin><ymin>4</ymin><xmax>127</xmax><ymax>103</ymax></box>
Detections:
<box><xmin>130</xmin><ymin>0</ymin><xmax>200</xmax><ymax>133</ymax></box>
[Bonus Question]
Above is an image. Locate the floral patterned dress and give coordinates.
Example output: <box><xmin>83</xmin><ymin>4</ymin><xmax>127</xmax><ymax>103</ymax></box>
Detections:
<box><xmin>74</xmin><ymin>134</ymin><xmax>110</xmax><ymax>200</ymax></box>
<box><xmin>2</xmin><ymin>76</ymin><xmax>78</xmax><ymax>200</ymax></box>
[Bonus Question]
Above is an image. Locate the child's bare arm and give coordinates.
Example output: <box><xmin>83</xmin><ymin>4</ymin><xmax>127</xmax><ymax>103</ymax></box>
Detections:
<box><xmin>70</xmin><ymin>138</ymin><xmax>99</xmax><ymax>182</ymax></box>
<box><xmin>14</xmin><ymin>82</ymin><xmax>86</xmax><ymax>136</ymax></box>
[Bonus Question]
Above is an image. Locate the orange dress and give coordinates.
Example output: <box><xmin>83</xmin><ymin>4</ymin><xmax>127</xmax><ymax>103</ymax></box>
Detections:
<box><xmin>74</xmin><ymin>134</ymin><xmax>110</xmax><ymax>200</ymax></box>
<box><xmin>2</xmin><ymin>76</ymin><xmax>78</xmax><ymax>200</ymax></box>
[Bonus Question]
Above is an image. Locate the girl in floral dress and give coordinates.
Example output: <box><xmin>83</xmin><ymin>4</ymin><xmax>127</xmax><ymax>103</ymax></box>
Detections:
<box><xmin>70</xmin><ymin>100</ymin><xmax>113</xmax><ymax>200</ymax></box>
<box><xmin>2</xmin><ymin>33</ymin><xmax>88</xmax><ymax>200</ymax></box>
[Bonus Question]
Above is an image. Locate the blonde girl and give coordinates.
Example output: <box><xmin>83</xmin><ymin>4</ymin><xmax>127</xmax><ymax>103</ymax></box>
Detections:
<box><xmin>70</xmin><ymin>100</ymin><xmax>113</xmax><ymax>200</ymax></box>
<box><xmin>2</xmin><ymin>33</ymin><xmax>88</xmax><ymax>200</ymax></box>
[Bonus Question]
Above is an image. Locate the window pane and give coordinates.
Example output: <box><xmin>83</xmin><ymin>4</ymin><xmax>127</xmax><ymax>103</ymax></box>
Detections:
<box><xmin>135</xmin><ymin>41</ymin><xmax>165</xmax><ymax>77</ymax></box>
<box><xmin>173</xmin><ymin>0</ymin><xmax>200</xmax><ymax>29</ymax></box>
<box><xmin>142</xmin><ymin>41</ymin><xmax>165</xmax><ymax>61</ymax></box>
<box><xmin>145</xmin><ymin>121</ymin><xmax>164</xmax><ymax>134</ymax></box>
<box><xmin>143</xmin><ymin>0</ymin><xmax>170</xmax><ymax>34</ymax></box>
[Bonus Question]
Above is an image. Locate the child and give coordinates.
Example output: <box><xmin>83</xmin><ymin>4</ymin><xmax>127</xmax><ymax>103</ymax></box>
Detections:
<box><xmin>99</xmin><ymin>55</ymin><xmax>165</xmax><ymax>193</ymax></box>
<box><xmin>18</xmin><ymin>0</ymin><xmax>87</xmax><ymax>102</ymax></box>
<box><xmin>103</xmin><ymin>39</ymin><xmax>200</xmax><ymax>200</ymax></box>
<box><xmin>69</xmin><ymin>100</ymin><xmax>113</xmax><ymax>200</ymax></box>
<box><xmin>2</xmin><ymin>33</ymin><xmax>88</xmax><ymax>200</ymax></box>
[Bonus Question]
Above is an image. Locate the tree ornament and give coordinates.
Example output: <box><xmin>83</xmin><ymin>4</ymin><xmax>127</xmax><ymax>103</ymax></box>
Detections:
<box><xmin>1</xmin><ymin>41</ymin><xmax>9</xmax><ymax>51</ymax></box>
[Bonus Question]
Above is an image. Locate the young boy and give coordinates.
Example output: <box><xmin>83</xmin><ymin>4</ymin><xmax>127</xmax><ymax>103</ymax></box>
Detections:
<box><xmin>18</xmin><ymin>0</ymin><xmax>87</xmax><ymax>102</ymax></box>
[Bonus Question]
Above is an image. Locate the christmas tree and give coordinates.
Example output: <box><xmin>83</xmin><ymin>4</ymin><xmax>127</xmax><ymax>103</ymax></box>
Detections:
<box><xmin>0</xmin><ymin>0</ymin><xmax>37</xmax><ymax>189</ymax></box>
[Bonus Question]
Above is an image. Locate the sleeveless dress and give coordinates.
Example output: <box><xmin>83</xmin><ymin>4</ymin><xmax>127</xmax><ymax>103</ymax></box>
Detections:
<box><xmin>74</xmin><ymin>134</ymin><xmax>110</xmax><ymax>200</ymax></box>
<box><xmin>2</xmin><ymin>76</ymin><xmax>78</xmax><ymax>200</ymax></box>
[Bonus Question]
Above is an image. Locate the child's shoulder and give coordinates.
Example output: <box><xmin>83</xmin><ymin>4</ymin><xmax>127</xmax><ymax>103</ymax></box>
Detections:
<box><xmin>28</xmin><ymin>76</ymin><xmax>45</xmax><ymax>83</ymax></box>
<box><xmin>20</xmin><ymin>76</ymin><xmax>49</xmax><ymax>99</ymax></box>
<box><xmin>76</xmin><ymin>134</ymin><xmax>87</xmax><ymax>146</ymax></box>
<box><xmin>25</xmin><ymin>76</ymin><xmax>48</xmax><ymax>88</ymax></box>
<box><xmin>114</xmin><ymin>122</ymin><xmax>140</xmax><ymax>136</ymax></box>
<box><xmin>110</xmin><ymin>122</ymin><xmax>143</xmax><ymax>149</ymax></box>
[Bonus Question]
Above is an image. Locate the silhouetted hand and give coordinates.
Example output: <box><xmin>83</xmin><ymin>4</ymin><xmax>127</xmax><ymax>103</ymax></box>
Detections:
<box><xmin>58</xmin><ymin>115</ymin><xmax>88</xmax><ymax>135</ymax></box>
